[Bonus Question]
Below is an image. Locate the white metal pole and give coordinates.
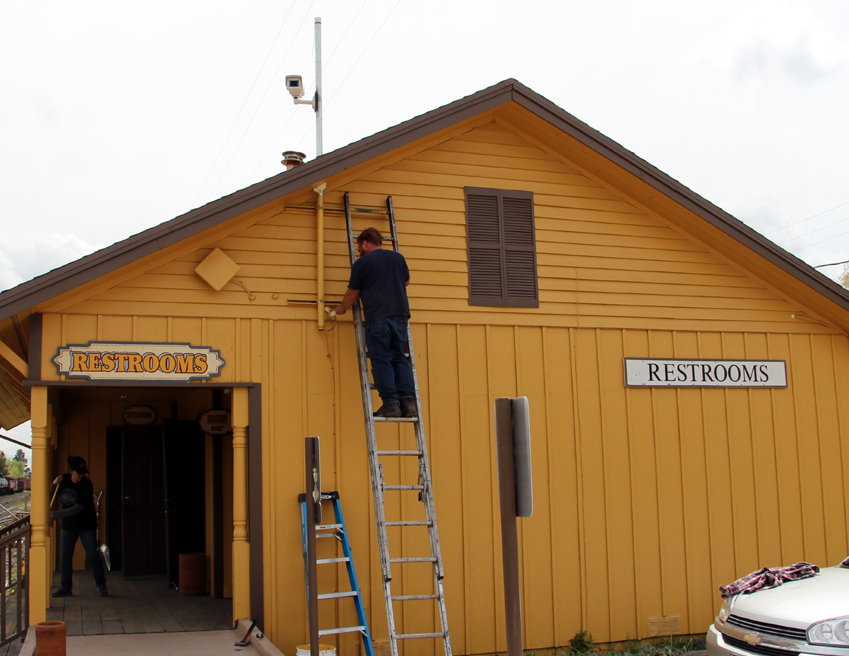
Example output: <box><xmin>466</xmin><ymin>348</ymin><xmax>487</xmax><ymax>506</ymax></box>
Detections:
<box><xmin>314</xmin><ymin>17</ymin><xmax>323</xmax><ymax>157</ymax></box>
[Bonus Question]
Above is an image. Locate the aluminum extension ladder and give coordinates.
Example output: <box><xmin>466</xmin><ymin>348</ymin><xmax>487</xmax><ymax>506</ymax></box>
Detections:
<box><xmin>342</xmin><ymin>192</ymin><xmax>452</xmax><ymax>656</ymax></box>
<box><xmin>299</xmin><ymin>491</ymin><xmax>375</xmax><ymax>656</ymax></box>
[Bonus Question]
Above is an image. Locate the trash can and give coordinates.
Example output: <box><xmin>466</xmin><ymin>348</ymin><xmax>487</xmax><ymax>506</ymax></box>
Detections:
<box><xmin>179</xmin><ymin>552</ymin><xmax>206</xmax><ymax>595</ymax></box>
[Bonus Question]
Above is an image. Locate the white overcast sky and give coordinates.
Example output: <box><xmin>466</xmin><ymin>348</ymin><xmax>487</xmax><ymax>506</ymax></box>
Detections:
<box><xmin>2</xmin><ymin>0</ymin><xmax>849</xmax><ymax>453</ymax></box>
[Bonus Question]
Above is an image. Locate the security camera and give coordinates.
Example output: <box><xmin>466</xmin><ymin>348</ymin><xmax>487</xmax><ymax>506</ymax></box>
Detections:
<box><xmin>285</xmin><ymin>75</ymin><xmax>305</xmax><ymax>99</ymax></box>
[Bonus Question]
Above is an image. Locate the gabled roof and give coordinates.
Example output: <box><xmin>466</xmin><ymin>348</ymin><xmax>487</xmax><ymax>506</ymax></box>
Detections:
<box><xmin>1</xmin><ymin>78</ymin><xmax>848</xmax><ymax>321</ymax></box>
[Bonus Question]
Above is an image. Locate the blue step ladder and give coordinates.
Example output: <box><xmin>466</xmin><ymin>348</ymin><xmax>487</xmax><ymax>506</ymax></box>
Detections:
<box><xmin>299</xmin><ymin>491</ymin><xmax>375</xmax><ymax>656</ymax></box>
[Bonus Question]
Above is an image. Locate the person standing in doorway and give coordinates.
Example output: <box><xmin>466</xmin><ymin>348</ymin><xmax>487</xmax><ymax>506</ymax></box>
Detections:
<box><xmin>334</xmin><ymin>227</ymin><xmax>417</xmax><ymax>418</ymax></box>
<box><xmin>50</xmin><ymin>456</ymin><xmax>107</xmax><ymax>597</ymax></box>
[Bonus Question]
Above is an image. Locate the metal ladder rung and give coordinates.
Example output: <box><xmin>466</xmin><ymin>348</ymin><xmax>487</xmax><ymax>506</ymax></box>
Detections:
<box><xmin>315</xmin><ymin>523</ymin><xmax>342</xmax><ymax>531</ymax></box>
<box><xmin>377</xmin><ymin>450</ymin><xmax>422</xmax><ymax>456</ymax></box>
<box><xmin>392</xmin><ymin>594</ymin><xmax>439</xmax><ymax>601</ymax></box>
<box><xmin>390</xmin><ymin>557</ymin><xmax>437</xmax><ymax>563</ymax></box>
<box><xmin>319</xmin><ymin>626</ymin><xmax>367</xmax><ymax>636</ymax></box>
<box><xmin>316</xmin><ymin>557</ymin><xmax>350</xmax><ymax>564</ymax></box>
<box><xmin>383</xmin><ymin>485</ymin><xmax>424</xmax><ymax>491</ymax></box>
<box><xmin>318</xmin><ymin>591</ymin><xmax>359</xmax><ymax>600</ymax></box>
<box><xmin>373</xmin><ymin>417</ymin><xmax>417</xmax><ymax>423</ymax></box>
<box><xmin>349</xmin><ymin>230</ymin><xmax>396</xmax><ymax>241</ymax></box>
<box><xmin>348</xmin><ymin>229</ymin><xmax>395</xmax><ymax>240</ymax></box>
<box><xmin>350</xmin><ymin>206</ymin><xmax>388</xmax><ymax>214</ymax></box>
<box><xmin>384</xmin><ymin>520</ymin><xmax>432</xmax><ymax>527</ymax></box>
<box><xmin>396</xmin><ymin>632</ymin><xmax>448</xmax><ymax>640</ymax></box>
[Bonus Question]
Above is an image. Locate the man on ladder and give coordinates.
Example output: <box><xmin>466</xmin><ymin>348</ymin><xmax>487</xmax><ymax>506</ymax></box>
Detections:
<box><xmin>333</xmin><ymin>227</ymin><xmax>417</xmax><ymax>418</ymax></box>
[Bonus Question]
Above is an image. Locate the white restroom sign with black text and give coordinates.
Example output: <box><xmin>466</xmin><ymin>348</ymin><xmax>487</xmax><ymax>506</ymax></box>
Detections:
<box><xmin>624</xmin><ymin>359</ymin><xmax>787</xmax><ymax>388</ymax></box>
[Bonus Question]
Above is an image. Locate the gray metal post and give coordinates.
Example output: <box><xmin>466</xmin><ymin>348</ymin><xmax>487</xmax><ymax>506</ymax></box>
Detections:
<box><xmin>314</xmin><ymin>17</ymin><xmax>323</xmax><ymax>156</ymax></box>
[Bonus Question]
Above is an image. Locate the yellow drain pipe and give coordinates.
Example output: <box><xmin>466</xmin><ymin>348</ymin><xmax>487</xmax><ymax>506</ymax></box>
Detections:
<box><xmin>314</xmin><ymin>183</ymin><xmax>327</xmax><ymax>330</ymax></box>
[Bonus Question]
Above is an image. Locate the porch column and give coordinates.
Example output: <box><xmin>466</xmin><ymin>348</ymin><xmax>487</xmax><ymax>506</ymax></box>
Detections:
<box><xmin>29</xmin><ymin>385</ymin><xmax>49</xmax><ymax>623</ymax></box>
<box><xmin>232</xmin><ymin>387</ymin><xmax>251</xmax><ymax>622</ymax></box>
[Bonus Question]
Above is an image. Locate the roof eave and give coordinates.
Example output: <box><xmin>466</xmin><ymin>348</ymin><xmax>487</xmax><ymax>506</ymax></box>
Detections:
<box><xmin>0</xmin><ymin>79</ymin><xmax>518</xmax><ymax>320</ymax></box>
<box><xmin>505</xmin><ymin>82</ymin><xmax>849</xmax><ymax>312</ymax></box>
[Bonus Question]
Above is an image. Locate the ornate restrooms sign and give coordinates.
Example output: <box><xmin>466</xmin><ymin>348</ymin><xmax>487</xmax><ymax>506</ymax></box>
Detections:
<box><xmin>54</xmin><ymin>342</ymin><xmax>225</xmax><ymax>381</ymax></box>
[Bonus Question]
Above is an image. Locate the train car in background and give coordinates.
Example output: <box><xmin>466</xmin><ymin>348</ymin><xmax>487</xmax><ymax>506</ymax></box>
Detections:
<box><xmin>7</xmin><ymin>477</ymin><xmax>30</xmax><ymax>492</ymax></box>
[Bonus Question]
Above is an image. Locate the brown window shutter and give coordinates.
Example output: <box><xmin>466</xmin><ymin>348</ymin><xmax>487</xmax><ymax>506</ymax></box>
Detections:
<box><xmin>501</xmin><ymin>192</ymin><xmax>538</xmax><ymax>307</ymax></box>
<box><xmin>465</xmin><ymin>187</ymin><xmax>538</xmax><ymax>307</ymax></box>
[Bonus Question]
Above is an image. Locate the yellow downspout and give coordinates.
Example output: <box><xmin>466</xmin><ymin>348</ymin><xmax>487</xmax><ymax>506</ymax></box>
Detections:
<box><xmin>29</xmin><ymin>385</ymin><xmax>49</xmax><ymax>623</ymax></box>
<box><xmin>315</xmin><ymin>183</ymin><xmax>327</xmax><ymax>330</ymax></box>
<box><xmin>231</xmin><ymin>387</ymin><xmax>250</xmax><ymax>623</ymax></box>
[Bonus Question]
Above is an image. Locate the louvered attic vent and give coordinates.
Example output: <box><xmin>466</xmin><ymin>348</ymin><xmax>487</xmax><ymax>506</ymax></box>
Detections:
<box><xmin>464</xmin><ymin>187</ymin><xmax>538</xmax><ymax>307</ymax></box>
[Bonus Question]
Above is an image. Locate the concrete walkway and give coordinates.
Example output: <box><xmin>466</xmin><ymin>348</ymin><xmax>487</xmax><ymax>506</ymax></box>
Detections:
<box><xmin>19</xmin><ymin>619</ymin><xmax>284</xmax><ymax>656</ymax></box>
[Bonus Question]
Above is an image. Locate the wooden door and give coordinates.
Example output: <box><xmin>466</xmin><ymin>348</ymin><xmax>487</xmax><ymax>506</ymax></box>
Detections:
<box><xmin>122</xmin><ymin>425</ymin><xmax>166</xmax><ymax>577</ymax></box>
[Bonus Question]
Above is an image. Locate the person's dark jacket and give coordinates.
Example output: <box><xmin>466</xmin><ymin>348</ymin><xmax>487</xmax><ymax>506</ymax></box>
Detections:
<box><xmin>50</xmin><ymin>474</ymin><xmax>97</xmax><ymax>530</ymax></box>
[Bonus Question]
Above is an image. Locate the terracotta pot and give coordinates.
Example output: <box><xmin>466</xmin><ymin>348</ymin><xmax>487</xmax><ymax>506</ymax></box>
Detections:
<box><xmin>35</xmin><ymin>620</ymin><xmax>66</xmax><ymax>656</ymax></box>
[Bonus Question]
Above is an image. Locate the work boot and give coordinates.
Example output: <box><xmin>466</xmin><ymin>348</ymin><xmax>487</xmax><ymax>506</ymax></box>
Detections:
<box><xmin>400</xmin><ymin>397</ymin><xmax>417</xmax><ymax>418</ymax></box>
<box><xmin>373</xmin><ymin>402</ymin><xmax>401</xmax><ymax>418</ymax></box>
<box><xmin>52</xmin><ymin>588</ymin><xmax>72</xmax><ymax>597</ymax></box>
<box><xmin>97</xmin><ymin>585</ymin><xmax>108</xmax><ymax>597</ymax></box>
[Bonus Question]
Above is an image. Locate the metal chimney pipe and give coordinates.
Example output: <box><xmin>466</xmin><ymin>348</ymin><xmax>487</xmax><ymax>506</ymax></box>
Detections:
<box><xmin>282</xmin><ymin>151</ymin><xmax>307</xmax><ymax>170</ymax></box>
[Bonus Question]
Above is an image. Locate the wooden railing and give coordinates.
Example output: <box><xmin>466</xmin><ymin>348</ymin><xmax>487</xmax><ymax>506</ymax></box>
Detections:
<box><xmin>0</xmin><ymin>517</ymin><xmax>29</xmax><ymax>646</ymax></box>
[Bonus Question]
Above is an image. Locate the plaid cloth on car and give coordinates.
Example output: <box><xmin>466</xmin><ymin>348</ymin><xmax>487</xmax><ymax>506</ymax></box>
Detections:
<box><xmin>719</xmin><ymin>562</ymin><xmax>819</xmax><ymax>598</ymax></box>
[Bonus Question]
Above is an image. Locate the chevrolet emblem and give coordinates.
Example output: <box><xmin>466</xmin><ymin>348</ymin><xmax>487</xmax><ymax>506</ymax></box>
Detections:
<box><xmin>743</xmin><ymin>633</ymin><xmax>761</xmax><ymax>646</ymax></box>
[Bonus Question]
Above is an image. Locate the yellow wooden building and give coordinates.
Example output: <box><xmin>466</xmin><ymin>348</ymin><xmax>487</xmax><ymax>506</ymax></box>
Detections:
<box><xmin>2</xmin><ymin>78</ymin><xmax>849</xmax><ymax>654</ymax></box>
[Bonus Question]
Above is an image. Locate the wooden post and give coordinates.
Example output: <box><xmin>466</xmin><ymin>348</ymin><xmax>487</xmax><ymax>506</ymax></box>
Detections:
<box><xmin>305</xmin><ymin>437</ymin><xmax>320</xmax><ymax>656</ymax></box>
<box><xmin>495</xmin><ymin>397</ymin><xmax>523</xmax><ymax>656</ymax></box>
<box><xmin>29</xmin><ymin>386</ymin><xmax>49</xmax><ymax>623</ymax></box>
<box><xmin>232</xmin><ymin>387</ymin><xmax>251</xmax><ymax>623</ymax></box>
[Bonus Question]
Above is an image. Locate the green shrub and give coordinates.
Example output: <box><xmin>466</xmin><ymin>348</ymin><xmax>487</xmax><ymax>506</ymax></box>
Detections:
<box><xmin>569</xmin><ymin>632</ymin><xmax>596</xmax><ymax>653</ymax></box>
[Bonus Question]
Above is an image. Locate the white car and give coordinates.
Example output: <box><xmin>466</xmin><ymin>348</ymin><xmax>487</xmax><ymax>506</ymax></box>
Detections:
<box><xmin>708</xmin><ymin>566</ymin><xmax>849</xmax><ymax>656</ymax></box>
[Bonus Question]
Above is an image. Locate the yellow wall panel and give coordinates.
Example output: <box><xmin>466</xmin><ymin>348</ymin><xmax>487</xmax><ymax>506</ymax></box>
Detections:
<box><xmin>540</xmin><ymin>327</ymin><xmax>583</xmax><ymax>645</ymax></box>
<box><xmin>809</xmin><ymin>335</ymin><xmax>848</xmax><ymax>564</ymax></box>
<box><xmin>456</xmin><ymin>324</ymin><xmax>498</xmax><ymax>653</ymax></box>
<box><xmin>596</xmin><ymin>330</ymin><xmax>638</xmax><ymax>641</ymax></box>
<box><xmin>787</xmin><ymin>335</ymin><xmax>828</xmax><ymax>565</ymax></box>
<box><xmin>515</xmin><ymin>326</ymin><xmax>556</xmax><ymax>648</ymax></box>
<box><xmin>622</xmin><ymin>331</ymin><xmax>663</xmax><ymax>638</ymax></box>
<box><xmin>572</xmin><ymin>329</ymin><xmax>612</xmax><ymax>641</ymax></box>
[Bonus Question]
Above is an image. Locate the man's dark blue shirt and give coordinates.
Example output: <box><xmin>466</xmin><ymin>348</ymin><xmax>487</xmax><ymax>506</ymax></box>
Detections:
<box><xmin>348</xmin><ymin>248</ymin><xmax>410</xmax><ymax>319</ymax></box>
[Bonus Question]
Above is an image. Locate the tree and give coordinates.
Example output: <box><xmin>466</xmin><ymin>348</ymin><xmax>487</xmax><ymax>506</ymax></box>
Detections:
<box><xmin>8</xmin><ymin>450</ymin><xmax>28</xmax><ymax>478</ymax></box>
<box><xmin>7</xmin><ymin>459</ymin><xmax>24</xmax><ymax>478</ymax></box>
<box><xmin>841</xmin><ymin>263</ymin><xmax>849</xmax><ymax>289</ymax></box>
<box><xmin>12</xmin><ymin>449</ymin><xmax>27</xmax><ymax>467</ymax></box>
<box><xmin>0</xmin><ymin>452</ymin><xmax>7</xmax><ymax>477</ymax></box>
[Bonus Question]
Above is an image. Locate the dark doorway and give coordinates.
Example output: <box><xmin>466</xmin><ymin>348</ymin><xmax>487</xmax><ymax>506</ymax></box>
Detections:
<box><xmin>163</xmin><ymin>418</ymin><xmax>206</xmax><ymax>588</ymax></box>
<box><xmin>121</xmin><ymin>425</ymin><xmax>167</xmax><ymax>577</ymax></box>
<box><xmin>106</xmin><ymin>419</ymin><xmax>209</xmax><ymax>585</ymax></box>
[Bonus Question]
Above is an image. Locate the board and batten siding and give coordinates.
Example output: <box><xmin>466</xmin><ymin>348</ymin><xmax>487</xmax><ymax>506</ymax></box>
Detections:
<box><xmin>38</xmin><ymin>118</ymin><xmax>849</xmax><ymax>654</ymax></box>
<box><xmin>39</xmin><ymin>313</ymin><xmax>849</xmax><ymax>653</ymax></box>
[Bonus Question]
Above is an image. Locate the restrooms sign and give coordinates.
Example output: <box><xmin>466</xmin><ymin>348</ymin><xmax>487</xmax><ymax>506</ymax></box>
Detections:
<box><xmin>53</xmin><ymin>342</ymin><xmax>225</xmax><ymax>382</ymax></box>
<box><xmin>624</xmin><ymin>358</ymin><xmax>787</xmax><ymax>388</ymax></box>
